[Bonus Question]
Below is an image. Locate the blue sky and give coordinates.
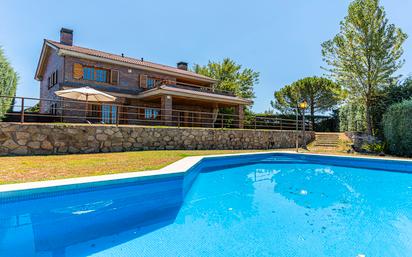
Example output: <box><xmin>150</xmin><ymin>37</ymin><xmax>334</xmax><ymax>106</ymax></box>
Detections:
<box><xmin>1</xmin><ymin>0</ymin><xmax>411</xmax><ymax>112</ymax></box>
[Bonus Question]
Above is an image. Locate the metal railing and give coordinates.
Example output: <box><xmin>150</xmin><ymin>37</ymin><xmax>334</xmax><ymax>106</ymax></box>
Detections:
<box><xmin>0</xmin><ymin>95</ymin><xmax>312</xmax><ymax>131</ymax></box>
<box><xmin>169</xmin><ymin>84</ymin><xmax>236</xmax><ymax>97</ymax></box>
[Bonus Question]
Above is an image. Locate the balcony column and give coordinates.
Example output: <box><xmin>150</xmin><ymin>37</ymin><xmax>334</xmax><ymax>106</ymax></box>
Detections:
<box><xmin>161</xmin><ymin>95</ymin><xmax>173</xmax><ymax>126</ymax></box>
<box><xmin>234</xmin><ymin>104</ymin><xmax>244</xmax><ymax>129</ymax></box>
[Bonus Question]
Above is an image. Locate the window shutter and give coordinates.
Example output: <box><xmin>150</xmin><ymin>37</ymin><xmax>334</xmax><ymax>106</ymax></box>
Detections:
<box><xmin>73</xmin><ymin>63</ymin><xmax>83</xmax><ymax>79</ymax></box>
<box><xmin>140</xmin><ymin>74</ymin><xmax>147</xmax><ymax>88</ymax></box>
<box><xmin>111</xmin><ymin>70</ymin><xmax>119</xmax><ymax>85</ymax></box>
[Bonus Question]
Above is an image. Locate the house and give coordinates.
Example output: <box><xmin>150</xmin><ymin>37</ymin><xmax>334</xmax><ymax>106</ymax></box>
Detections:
<box><xmin>34</xmin><ymin>28</ymin><xmax>252</xmax><ymax>128</ymax></box>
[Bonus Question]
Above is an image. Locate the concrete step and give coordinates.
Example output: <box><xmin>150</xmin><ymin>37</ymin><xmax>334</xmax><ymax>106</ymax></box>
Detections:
<box><xmin>315</xmin><ymin>144</ymin><xmax>338</xmax><ymax>147</ymax></box>
<box><xmin>313</xmin><ymin>132</ymin><xmax>340</xmax><ymax>148</ymax></box>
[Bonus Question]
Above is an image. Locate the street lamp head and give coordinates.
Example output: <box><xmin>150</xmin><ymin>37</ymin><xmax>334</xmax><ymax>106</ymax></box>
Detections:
<box><xmin>299</xmin><ymin>100</ymin><xmax>308</xmax><ymax>109</ymax></box>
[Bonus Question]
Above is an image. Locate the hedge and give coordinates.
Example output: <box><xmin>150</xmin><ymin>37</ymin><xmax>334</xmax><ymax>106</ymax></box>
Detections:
<box><xmin>383</xmin><ymin>99</ymin><xmax>412</xmax><ymax>156</ymax></box>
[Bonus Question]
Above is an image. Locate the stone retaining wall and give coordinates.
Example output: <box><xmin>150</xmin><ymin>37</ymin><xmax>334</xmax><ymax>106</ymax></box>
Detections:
<box><xmin>0</xmin><ymin>123</ymin><xmax>314</xmax><ymax>156</ymax></box>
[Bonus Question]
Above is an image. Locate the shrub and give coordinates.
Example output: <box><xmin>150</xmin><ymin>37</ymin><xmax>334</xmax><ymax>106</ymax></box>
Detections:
<box><xmin>383</xmin><ymin>99</ymin><xmax>412</xmax><ymax>156</ymax></box>
<box><xmin>0</xmin><ymin>47</ymin><xmax>18</xmax><ymax>119</ymax></box>
<box><xmin>361</xmin><ymin>142</ymin><xmax>385</xmax><ymax>154</ymax></box>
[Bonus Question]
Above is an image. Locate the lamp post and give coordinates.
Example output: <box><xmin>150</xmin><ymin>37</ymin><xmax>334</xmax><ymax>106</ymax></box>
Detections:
<box><xmin>298</xmin><ymin>100</ymin><xmax>308</xmax><ymax>150</ymax></box>
<box><xmin>295</xmin><ymin>104</ymin><xmax>299</xmax><ymax>152</ymax></box>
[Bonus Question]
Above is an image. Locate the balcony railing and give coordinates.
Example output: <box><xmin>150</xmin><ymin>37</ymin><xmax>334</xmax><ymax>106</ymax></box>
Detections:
<box><xmin>0</xmin><ymin>95</ymin><xmax>312</xmax><ymax>131</ymax></box>
<box><xmin>168</xmin><ymin>84</ymin><xmax>237</xmax><ymax>97</ymax></box>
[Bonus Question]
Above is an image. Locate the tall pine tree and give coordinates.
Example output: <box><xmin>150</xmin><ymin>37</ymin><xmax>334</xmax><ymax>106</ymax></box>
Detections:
<box><xmin>322</xmin><ymin>0</ymin><xmax>407</xmax><ymax>135</ymax></box>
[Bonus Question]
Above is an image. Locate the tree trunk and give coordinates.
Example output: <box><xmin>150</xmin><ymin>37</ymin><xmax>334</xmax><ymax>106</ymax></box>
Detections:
<box><xmin>365</xmin><ymin>98</ymin><xmax>373</xmax><ymax>136</ymax></box>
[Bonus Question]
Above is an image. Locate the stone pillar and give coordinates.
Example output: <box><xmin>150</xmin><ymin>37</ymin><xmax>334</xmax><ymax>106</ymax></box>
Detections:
<box><xmin>161</xmin><ymin>95</ymin><xmax>173</xmax><ymax>126</ymax></box>
<box><xmin>234</xmin><ymin>104</ymin><xmax>244</xmax><ymax>129</ymax></box>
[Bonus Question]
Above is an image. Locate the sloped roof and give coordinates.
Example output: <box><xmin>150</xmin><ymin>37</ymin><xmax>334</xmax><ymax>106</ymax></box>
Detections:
<box><xmin>36</xmin><ymin>39</ymin><xmax>216</xmax><ymax>82</ymax></box>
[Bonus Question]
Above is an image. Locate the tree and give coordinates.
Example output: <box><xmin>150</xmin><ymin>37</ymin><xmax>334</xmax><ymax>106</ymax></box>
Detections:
<box><xmin>321</xmin><ymin>0</ymin><xmax>407</xmax><ymax>135</ymax></box>
<box><xmin>271</xmin><ymin>77</ymin><xmax>343</xmax><ymax>127</ymax></box>
<box><xmin>338</xmin><ymin>99</ymin><xmax>367</xmax><ymax>132</ymax></box>
<box><xmin>0</xmin><ymin>47</ymin><xmax>18</xmax><ymax>119</ymax></box>
<box><xmin>370</xmin><ymin>76</ymin><xmax>412</xmax><ymax>136</ymax></box>
<box><xmin>193</xmin><ymin>58</ymin><xmax>259</xmax><ymax>100</ymax></box>
<box><xmin>271</xmin><ymin>84</ymin><xmax>300</xmax><ymax>114</ymax></box>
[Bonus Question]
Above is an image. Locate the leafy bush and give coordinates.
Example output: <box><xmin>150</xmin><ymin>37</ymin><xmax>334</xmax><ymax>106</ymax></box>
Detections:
<box><xmin>370</xmin><ymin>77</ymin><xmax>412</xmax><ymax>138</ymax></box>
<box><xmin>362</xmin><ymin>142</ymin><xmax>385</xmax><ymax>154</ymax></box>
<box><xmin>0</xmin><ymin>47</ymin><xmax>18</xmax><ymax>119</ymax></box>
<box><xmin>383</xmin><ymin>99</ymin><xmax>412</xmax><ymax>156</ymax></box>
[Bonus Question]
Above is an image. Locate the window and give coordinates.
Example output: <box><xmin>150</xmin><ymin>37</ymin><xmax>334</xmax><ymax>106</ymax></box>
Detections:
<box><xmin>111</xmin><ymin>70</ymin><xmax>119</xmax><ymax>85</ymax></box>
<box><xmin>90</xmin><ymin>104</ymin><xmax>100</xmax><ymax>119</ymax></box>
<box><xmin>147</xmin><ymin>78</ymin><xmax>155</xmax><ymax>89</ymax></box>
<box><xmin>83</xmin><ymin>67</ymin><xmax>95</xmax><ymax>80</ymax></box>
<box><xmin>96</xmin><ymin>69</ymin><xmax>107</xmax><ymax>82</ymax></box>
<box><xmin>48</xmin><ymin>70</ymin><xmax>58</xmax><ymax>89</ymax></box>
<box><xmin>146</xmin><ymin>78</ymin><xmax>163</xmax><ymax>89</ymax></box>
<box><xmin>83</xmin><ymin>66</ymin><xmax>109</xmax><ymax>83</ymax></box>
<box><xmin>50</xmin><ymin>103</ymin><xmax>58</xmax><ymax>115</ymax></box>
<box><xmin>52</xmin><ymin>71</ymin><xmax>55</xmax><ymax>84</ymax></box>
<box><xmin>145</xmin><ymin>108</ymin><xmax>159</xmax><ymax>119</ymax></box>
<box><xmin>102</xmin><ymin>105</ymin><xmax>117</xmax><ymax>124</ymax></box>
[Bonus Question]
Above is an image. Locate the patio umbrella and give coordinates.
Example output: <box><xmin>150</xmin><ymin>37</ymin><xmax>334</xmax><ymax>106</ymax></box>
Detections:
<box><xmin>55</xmin><ymin>87</ymin><xmax>116</xmax><ymax>121</ymax></box>
<box><xmin>55</xmin><ymin>86</ymin><xmax>116</xmax><ymax>102</ymax></box>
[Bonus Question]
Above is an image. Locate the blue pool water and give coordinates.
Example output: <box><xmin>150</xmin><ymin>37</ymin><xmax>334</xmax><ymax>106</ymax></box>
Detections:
<box><xmin>1</xmin><ymin>154</ymin><xmax>412</xmax><ymax>256</ymax></box>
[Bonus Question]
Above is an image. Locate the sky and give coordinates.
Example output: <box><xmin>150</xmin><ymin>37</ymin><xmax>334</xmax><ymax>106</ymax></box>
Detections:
<box><xmin>1</xmin><ymin>0</ymin><xmax>411</xmax><ymax>113</ymax></box>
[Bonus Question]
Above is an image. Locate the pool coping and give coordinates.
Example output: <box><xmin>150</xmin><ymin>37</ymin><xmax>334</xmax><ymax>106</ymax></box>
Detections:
<box><xmin>1</xmin><ymin>151</ymin><xmax>412</xmax><ymax>195</ymax></box>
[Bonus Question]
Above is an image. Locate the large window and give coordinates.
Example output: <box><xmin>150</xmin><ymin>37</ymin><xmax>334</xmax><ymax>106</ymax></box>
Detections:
<box><xmin>145</xmin><ymin>108</ymin><xmax>159</xmax><ymax>119</ymax></box>
<box><xmin>96</xmin><ymin>69</ymin><xmax>107</xmax><ymax>82</ymax></box>
<box><xmin>83</xmin><ymin>67</ymin><xmax>108</xmax><ymax>82</ymax></box>
<box><xmin>83</xmin><ymin>67</ymin><xmax>95</xmax><ymax>80</ymax></box>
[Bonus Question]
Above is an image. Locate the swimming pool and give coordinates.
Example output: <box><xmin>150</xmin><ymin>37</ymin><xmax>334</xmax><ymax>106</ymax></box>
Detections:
<box><xmin>1</xmin><ymin>153</ymin><xmax>412</xmax><ymax>256</ymax></box>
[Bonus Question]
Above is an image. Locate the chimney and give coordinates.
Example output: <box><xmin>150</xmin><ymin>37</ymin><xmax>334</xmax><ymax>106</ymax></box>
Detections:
<box><xmin>177</xmin><ymin>61</ymin><xmax>188</xmax><ymax>71</ymax></box>
<box><xmin>60</xmin><ymin>28</ymin><xmax>73</xmax><ymax>46</ymax></box>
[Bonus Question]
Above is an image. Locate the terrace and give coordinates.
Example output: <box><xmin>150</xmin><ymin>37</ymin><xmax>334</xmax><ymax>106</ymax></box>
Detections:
<box><xmin>0</xmin><ymin>95</ymin><xmax>312</xmax><ymax>131</ymax></box>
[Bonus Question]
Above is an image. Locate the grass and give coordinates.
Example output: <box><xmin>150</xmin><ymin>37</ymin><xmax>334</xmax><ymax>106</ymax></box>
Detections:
<box><xmin>0</xmin><ymin>150</ymin><xmax>264</xmax><ymax>184</ymax></box>
<box><xmin>2</xmin><ymin>135</ymin><xmax>409</xmax><ymax>185</ymax></box>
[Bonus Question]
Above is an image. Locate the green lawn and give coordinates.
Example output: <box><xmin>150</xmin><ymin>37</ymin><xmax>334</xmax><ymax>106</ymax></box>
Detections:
<box><xmin>0</xmin><ymin>150</ymin><xmax>264</xmax><ymax>184</ymax></box>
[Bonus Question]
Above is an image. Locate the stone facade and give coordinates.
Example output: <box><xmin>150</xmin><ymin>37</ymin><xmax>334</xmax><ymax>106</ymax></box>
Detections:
<box><xmin>0</xmin><ymin>123</ymin><xmax>314</xmax><ymax>156</ymax></box>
